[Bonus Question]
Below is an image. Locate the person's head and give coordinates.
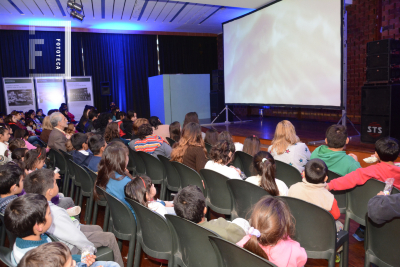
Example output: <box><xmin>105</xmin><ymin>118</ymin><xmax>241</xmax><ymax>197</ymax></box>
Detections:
<box><xmin>47</xmin><ymin>109</ymin><xmax>58</xmax><ymax>116</ymax></box>
<box><xmin>93</xmin><ymin>112</ymin><xmax>113</xmax><ymax>131</ymax></box>
<box><xmin>325</xmin><ymin>124</ymin><xmax>348</xmax><ymax>149</ymax></box>
<box><xmin>88</xmin><ymin>134</ymin><xmax>106</xmax><ymax>156</ymax></box>
<box><xmin>50</xmin><ymin>112</ymin><xmax>68</xmax><ymax>129</ymax></box>
<box><xmin>243</xmin><ymin>196</ymin><xmax>294</xmax><ymax>260</ymax></box>
<box><xmin>4</xmin><ymin>114</ymin><xmax>16</xmax><ymax>124</ymax></box>
<box><xmin>18</xmin><ymin>242</ymin><xmax>75</xmax><ymax>267</ymax></box>
<box><xmin>71</xmin><ymin>132</ymin><xmax>89</xmax><ymax>151</ymax></box>
<box><xmin>14</xmin><ymin>128</ymin><xmax>29</xmax><ymax>140</ymax></box>
<box><xmin>64</xmin><ymin>123</ymin><xmax>75</xmax><ymax>135</ymax></box>
<box><xmin>11</xmin><ymin>111</ymin><xmax>21</xmax><ymax>121</ymax></box>
<box><xmin>24</xmin><ymin>147</ymin><xmax>47</xmax><ymax>170</ymax></box>
<box><xmin>304</xmin><ymin>158</ymin><xmax>328</xmax><ymax>184</ymax></box>
<box><xmin>104</xmin><ymin>122</ymin><xmax>120</xmax><ymax>143</ymax></box>
<box><xmin>4</xmin><ymin>193</ymin><xmax>51</xmax><ymax>239</ymax></box>
<box><xmin>133</xmin><ymin>118</ymin><xmax>149</xmax><ymax>135</ymax></box>
<box><xmin>125</xmin><ymin>175</ymin><xmax>155</xmax><ymax>207</ymax></box>
<box><xmin>271</xmin><ymin>120</ymin><xmax>301</xmax><ymax>154</ymax></box>
<box><xmin>174</xmin><ymin>185</ymin><xmax>206</xmax><ymax>223</ymax></box>
<box><xmin>19</xmin><ymin>111</ymin><xmax>25</xmax><ymax>119</ymax></box>
<box><xmin>36</xmin><ymin>109</ymin><xmax>43</xmax><ymax>116</ymax></box>
<box><xmin>11</xmin><ymin>148</ymin><xmax>28</xmax><ymax>163</ymax></box>
<box><xmin>209</xmin><ymin>140</ymin><xmax>236</xmax><ymax>165</ymax></box>
<box><xmin>204</xmin><ymin>128</ymin><xmax>218</xmax><ymax>146</ymax></box>
<box><xmin>116</xmin><ymin>111</ymin><xmax>126</xmax><ymax>121</ymax></box>
<box><xmin>9</xmin><ymin>138</ymin><xmax>26</xmax><ymax>152</ymax></box>
<box><xmin>0</xmin><ymin>125</ymin><xmax>11</xmax><ymax>143</ymax></box>
<box><xmin>88</xmin><ymin>109</ymin><xmax>99</xmax><ymax>121</ymax></box>
<box><xmin>25</xmin><ymin>118</ymin><xmax>34</xmax><ymax>128</ymax></box>
<box><xmin>95</xmin><ymin>141</ymin><xmax>131</xmax><ymax>199</ymax></box>
<box><xmin>23</xmin><ymin>168</ymin><xmax>59</xmax><ymax>201</ymax></box>
<box><xmin>122</xmin><ymin>120</ymin><xmax>133</xmax><ymax>135</ymax></box>
<box><xmin>375</xmin><ymin>137</ymin><xmax>400</xmax><ymax>162</ymax></box>
<box><xmin>169</xmin><ymin>121</ymin><xmax>181</xmax><ymax>142</ymax></box>
<box><xmin>0</xmin><ymin>163</ymin><xmax>24</xmax><ymax>196</ymax></box>
<box><xmin>137</xmin><ymin>123</ymin><xmax>153</xmax><ymax>140</ymax></box>
<box><xmin>60</xmin><ymin>103</ymin><xmax>67</xmax><ymax>110</ymax></box>
<box><xmin>183</xmin><ymin>112</ymin><xmax>199</xmax><ymax>129</ymax></box>
<box><xmin>149</xmin><ymin>116</ymin><xmax>162</xmax><ymax>130</ymax></box>
<box><xmin>243</xmin><ymin>135</ymin><xmax>261</xmax><ymax>156</ymax></box>
<box><xmin>127</xmin><ymin>110</ymin><xmax>137</xmax><ymax>122</ymax></box>
<box><xmin>41</xmin><ymin>116</ymin><xmax>53</xmax><ymax>131</ymax></box>
<box><xmin>253</xmin><ymin>151</ymin><xmax>279</xmax><ymax>196</ymax></box>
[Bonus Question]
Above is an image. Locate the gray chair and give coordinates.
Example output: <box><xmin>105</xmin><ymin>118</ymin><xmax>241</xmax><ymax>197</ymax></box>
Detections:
<box><xmin>200</xmin><ymin>169</ymin><xmax>231</xmax><ymax>215</ymax></box>
<box><xmin>158</xmin><ymin>155</ymin><xmax>181</xmax><ymax>200</ymax></box>
<box><xmin>209</xmin><ymin>236</ymin><xmax>277</xmax><ymax>267</ymax></box>
<box><xmin>275</xmin><ymin>160</ymin><xmax>302</xmax><ymax>188</ymax></box>
<box><xmin>226</xmin><ymin>179</ymin><xmax>270</xmax><ymax>220</ymax></box>
<box><xmin>59</xmin><ymin>150</ymin><xmax>74</xmax><ymax>197</ymax></box>
<box><xmin>234</xmin><ymin>151</ymin><xmax>254</xmax><ymax>177</ymax></box>
<box><xmin>97</xmin><ymin>186</ymin><xmax>136</xmax><ymax>267</ymax></box>
<box><xmin>327</xmin><ymin>170</ymin><xmax>348</xmax><ymax>213</ymax></box>
<box><xmin>125</xmin><ymin>198</ymin><xmax>173</xmax><ymax>267</ymax></box>
<box><xmin>137</xmin><ymin>151</ymin><xmax>167</xmax><ymax>200</ymax></box>
<box><xmin>49</xmin><ymin>149</ymin><xmax>69</xmax><ymax>195</ymax></box>
<box><xmin>279</xmin><ymin>196</ymin><xmax>349</xmax><ymax>267</ymax></box>
<box><xmin>84</xmin><ymin>167</ymin><xmax>110</xmax><ymax>231</ymax></box>
<box><xmin>0</xmin><ymin>213</ymin><xmax>15</xmax><ymax>249</ymax></box>
<box><xmin>365</xmin><ymin>213</ymin><xmax>400</xmax><ymax>267</ymax></box>
<box><xmin>128</xmin><ymin>148</ymin><xmax>146</xmax><ymax>174</ymax></box>
<box><xmin>165</xmin><ymin>214</ymin><xmax>219</xmax><ymax>267</ymax></box>
<box><xmin>0</xmin><ymin>246</ymin><xmax>15</xmax><ymax>267</ymax></box>
<box><xmin>171</xmin><ymin>161</ymin><xmax>206</xmax><ymax>195</ymax></box>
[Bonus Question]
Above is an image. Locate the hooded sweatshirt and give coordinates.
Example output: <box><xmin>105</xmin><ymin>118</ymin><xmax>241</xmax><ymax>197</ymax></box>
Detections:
<box><xmin>237</xmin><ymin>236</ymin><xmax>307</xmax><ymax>267</ymax></box>
<box><xmin>328</xmin><ymin>162</ymin><xmax>400</xmax><ymax>191</ymax></box>
<box><xmin>310</xmin><ymin>145</ymin><xmax>360</xmax><ymax>176</ymax></box>
<box><xmin>72</xmin><ymin>150</ymin><xmax>93</xmax><ymax>168</ymax></box>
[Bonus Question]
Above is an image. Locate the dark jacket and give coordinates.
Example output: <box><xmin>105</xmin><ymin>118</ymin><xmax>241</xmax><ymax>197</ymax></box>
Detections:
<box><xmin>72</xmin><ymin>150</ymin><xmax>93</xmax><ymax>167</ymax></box>
<box><xmin>368</xmin><ymin>194</ymin><xmax>400</xmax><ymax>224</ymax></box>
<box><xmin>84</xmin><ymin>120</ymin><xmax>94</xmax><ymax>133</ymax></box>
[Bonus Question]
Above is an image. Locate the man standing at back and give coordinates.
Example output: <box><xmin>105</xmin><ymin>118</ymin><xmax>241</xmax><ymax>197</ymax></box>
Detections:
<box><xmin>310</xmin><ymin>125</ymin><xmax>360</xmax><ymax>176</ymax></box>
<box><xmin>48</xmin><ymin>112</ymin><xmax>68</xmax><ymax>152</ymax></box>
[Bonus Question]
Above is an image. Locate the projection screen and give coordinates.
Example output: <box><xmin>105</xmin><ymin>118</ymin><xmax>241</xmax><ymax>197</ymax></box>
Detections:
<box><xmin>223</xmin><ymin>0</ymin><xmax>343</xmax><ymax>108</ymax></box>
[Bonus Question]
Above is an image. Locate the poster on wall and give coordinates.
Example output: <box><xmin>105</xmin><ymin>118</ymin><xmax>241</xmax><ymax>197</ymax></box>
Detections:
<box><xmin>35</xmin><ymin>78</ymin><xmax>66</xmax><ymax>114</ymax></box>
<box><xmin>65</xmin><ymin>76</ymin><xmax>94</xmax><ymax>121</ymax></box>
<box><xmin>2</xmin><ymin>78</ymin><xmax>36</xmax><ymax>114</ymax></box>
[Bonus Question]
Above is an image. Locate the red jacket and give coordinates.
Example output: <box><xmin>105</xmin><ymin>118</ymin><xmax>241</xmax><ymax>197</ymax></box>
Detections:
<box><xmin>328</xmin><ymin>162</ymin><xmax>400</xmax><ymax>191</ymax></box>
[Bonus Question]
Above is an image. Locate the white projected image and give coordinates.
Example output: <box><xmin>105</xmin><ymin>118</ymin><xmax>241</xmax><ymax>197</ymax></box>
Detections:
<box><xmin>223</xmin><ymin>0</ymin><xmax>342</xmax><ymax>107</ymax></box>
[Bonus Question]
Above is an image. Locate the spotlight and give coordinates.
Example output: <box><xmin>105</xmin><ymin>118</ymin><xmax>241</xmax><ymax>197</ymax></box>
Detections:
<box><xmin>70</xmin><ymin>10</ymin><xmax>85</xmax><ymax>21</ymax></box>
<box><xmin>67</xmin><ymin>0</ymin><xmax>83</xmax><ymax>12</ymax></box>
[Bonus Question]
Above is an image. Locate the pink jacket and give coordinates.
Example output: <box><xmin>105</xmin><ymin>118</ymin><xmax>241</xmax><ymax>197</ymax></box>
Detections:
<box><xmin>24</xmin><ymin>140</ymin><xmax>50</xmax><ymax>153</ymax></box>
<box><xmin>237</xmin><ymin>235</ymin><xmax>307</xmax><ymax>267</ymax></box>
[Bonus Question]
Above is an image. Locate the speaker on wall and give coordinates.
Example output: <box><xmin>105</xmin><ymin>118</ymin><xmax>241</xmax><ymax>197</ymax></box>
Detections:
<box><xmin>100</xmin><ymin>81</ymin><xmax>111</xmax><ymax>96</ymax></box>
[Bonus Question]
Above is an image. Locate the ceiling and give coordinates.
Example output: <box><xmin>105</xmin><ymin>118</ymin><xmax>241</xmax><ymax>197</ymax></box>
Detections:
<box><xmin>0</xmin><ymin>0</ymin><xmax>261</xmax><ymax>34</ymax></box>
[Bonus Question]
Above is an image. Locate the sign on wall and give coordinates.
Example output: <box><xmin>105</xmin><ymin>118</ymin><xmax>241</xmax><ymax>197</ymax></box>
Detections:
<box><xmin>2</xmin><ymin>78</ymin><xmax>36</xmax><ymax>114</ymax></box>
<box><xmin>65</xmin><ymin>76</ymin><xmax>94</xmax><ymax>121</ymax></box>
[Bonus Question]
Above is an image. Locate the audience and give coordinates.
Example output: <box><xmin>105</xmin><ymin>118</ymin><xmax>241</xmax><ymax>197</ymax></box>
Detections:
<box><xmin>11</xmin><ymin>148</ymin><xmax>28</xmax><ymax>168</ymax></box>
<box><xmin>39</xmin><ymin>116</ymin><xmax>53</xmax><ymax>144</ymax></box>
<box><xmin>174</xmin><ymin>185</ymin><xmax>247</xmax><ymax>243</ymax></box>
<box><xmin>71</xmin><ymin>133</ymin><xmax>93</xmax><ymax>167</ymax></box>
<box><xmin>77</xmin><ymin>106</ymin><xmax>93</xmax><ymax>132</ymax></box>
<box><xmin>115</xmin><ymin>111</ymin><xmax>126</xmax><ymax>137</ymax></box>
<box><xmin>130</xmin><ymin>123</ymin><xmax>172</xmax><ymax>158</ymax></box>
<box><xmin>48</xmin><ymin>112</ymin><xmax>68</xmax><ymax>152</ymax></box>
<box><xmin>84</xmin><ymin>109</ymin><xmax>99</xmax><ymax>133</ymax></box>
<box><xmin>36</xmin><ymin>109</ymin><xmax>45</xmax><ymax>123</ymax></box>
<box><xmin>368</xmin><ymin>191</ymin><xmax>400</xmax><ymax>224</ymax></box>
<box><xmin>104</xmin><ymin>122</ymin><xmax>127</xmax><ymax>145</ymax></box>
<box><xmin>0</xmin><ymin>125</ymin><xmax>12</xmax><ymax>165</ymax></box>
<box><xmin>93</xmin><ymin>112</ymin><xmax>113</xmax><ymax>136</ymax></box>
<box><xmin>204</xmin><ymin>128</ymin><xmax>218</xmax><ymax>146</ymax></box>
<box><xmin>246</xmin><ymin>151</ymin><xmax>288</xmax><ymax>196</ymax></box>
<box><xmin>169</xmin><ymin>121</ymin><xmax>181</xmax><ymax>143</ymax></box>
<box><xmin>64</xmin><ymin>123</ymin><xmax>76</xmax><ymax>139</ymax></box>
<box><xmin>237</xmin><ymin>196</ymin><xmax>307</xmax><ymax>267</ymax></box>
<box><xmin>243</xmin><ymin>135</ymin><xmax>260</xmax><ymax>156</ymax></box>
<box><xmin>87</xmin><ymin>134</ymin><xmax>107</xmax><ymax>172</ymax></box>
<box><xmin>0</xmin><ymin>163</ymin><xmax>24</xmax><ymax>214</ymax></box>
<box><xmin>205</xmin><ymin>140</ymin><xmax>242</xmax><ymax>179</ymax></box>
<box><xmin>183</xmin><ymin>112</ymin><xmax>205</xmax><ymax>139</ymax></box>
<box><xmin>268</xmin><ymin>120</ymin><xmax>311</xmax><ymax>173</ymax></box>
<box><xmin>170</xmin><ymin>122</ymin><xmax>208</xmax><ymax>172</ymax></box>
<box><xmin>121</xmin><ymin>119</ymin><xmax>134</xmax><ymax>140</ymax></box>
<box><xmin>131</xmin><ymin>118</ymin><xmax>149</xmax><ymax>143</ymax></box>
<box><xmin>150</xmin><ymin>116</ymin><xmax>170</xmax><ymax>140</ymax></box>
<box><xmin>311</xmin><ymin>125</ymin><xmax>360</xmax><ymax>176</ymax></box>
<box><xmin>218</xmin><ymin>131</ymin><xmax>243</xmax><ymax>152</ymax></box>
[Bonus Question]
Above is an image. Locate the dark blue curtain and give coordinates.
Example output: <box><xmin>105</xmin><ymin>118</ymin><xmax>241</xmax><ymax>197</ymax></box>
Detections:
<box><xmin>80</xmin><ymin>33</ymin><xmax>158</xmax><ymax>117</ymax></box>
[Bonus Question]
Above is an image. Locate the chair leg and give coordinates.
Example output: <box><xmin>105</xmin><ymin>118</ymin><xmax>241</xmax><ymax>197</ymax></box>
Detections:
<box><xmin>78</xmin><ymin>193</ymin><xmax>83</xmax><ymax>209</ymax></box>
<box><xmin>364</xmin><ymin>252</ymin><xmax>370</xmax><ymax>267</ymax></box>
<box><xmin>160</xmin><ymin>181</ymin><xmax>166</xmax><ymax>201</ymax></box>
<box><xmin>92</xmin><ymin>202</ymin><xmax>99</xmax><ymax>225</ymax></box>
<box><xmin>62</xmin><ymin>172</ymin><xmax>68</xmax><ymax>195</ymax></box>
<box><xmin>117</xmin><ymin>239</ymin><xmax>123</xmax><ymax>251</ymax></box>
<box><xmin>126</xmin><ymin>236</ymin><xmax>136</xmax><ymax>267</ymax></box>
<box><xmin>85</xmin><ymin>195</ymin><xmax>94</xmax><ymax>224</ymax></box>
<box><xmin>108</xmin><ymin>217</ymin><xmax>113</xmax><ymax>233</ymax></box>
<box><xmin>328</xmin><ymin>254</ymin><xmax>335</xmax><ymax>267</ymax></box>
<box><xmin>344</xmin><ymin>212</ymin><xmax>350</xmax><ymax>231</ymax></box>
<box><xmin>133</xmin><ymin>238</ymin><xmax>142</xmax><ymax>267</ymax></box>
<box><xmin>340</xmin><ymin>239</ymin><xmax>349</xmax><ymax>267</ymax></box>
<box><xmin>103</xmin><ymin>205</ymin><xmax>110</xmax><ymax>232</ymax></box>
<box><xmin>74</xmin><ymin>187</ymin><xmax>79</xmax><ymax>204</ymax></box>
<box><xmin>70</xmin><ymin>181</ymin><xmax>75</xmax><ymax>199</ymax></box>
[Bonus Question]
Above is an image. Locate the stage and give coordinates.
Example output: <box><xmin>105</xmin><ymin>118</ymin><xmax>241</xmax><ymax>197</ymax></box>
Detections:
<box><xmin>200</xmin><ymin>116</ymin><xmax>397</xmax><ymax>168</ymax></box>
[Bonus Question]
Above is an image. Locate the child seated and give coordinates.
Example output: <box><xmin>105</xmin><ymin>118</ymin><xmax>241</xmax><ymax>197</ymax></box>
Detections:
<box><xmin>236</xmin><ymin>196</ymin><xmax>307</xmax><ymax>267</ymax></box>
<box><xmin>289</xmin><ymin>159</ymin><xmax>341</xmax><ymax>221</ymax></box>
<box><xmin>0</xmin><ymin>125</ymin><xmax>12</xmax><ymax>165</ymax></box>
<box><xmin>174</xmin><ymin>185</ymin><xmax>248</xmax><ymax>243</ymax></box>
<box><xmin>4</xmin><ymin>194</ymin><xmax>119</xmax><ymax>266</ymax></box>
<box><xmin>87</xmin><ymin>135</ymin><xmax>106</xmax><ymax>172</ymax></box>
<box><xmin>310</xmin><ymin>125</ymin><xmax>360</xmax><ymax>176</ymax></box>
<box><xmin>23</xmin><ymin>168</ymin><xmax>124</xmax><ymax>266</ymax></box>
<box><xmin>71</xmin><ymin>133</ymin><xmax>93</xmax><ymax>167</ymax></box>
<box><xmin>125</xmin><ymin>175</ymin><xmax>174</xmax><ymax>217</ymax></box>
<box><xmin>0</xmin><ymin>163</ymin><xmax>24</xmax><ymax>214</ymax></box>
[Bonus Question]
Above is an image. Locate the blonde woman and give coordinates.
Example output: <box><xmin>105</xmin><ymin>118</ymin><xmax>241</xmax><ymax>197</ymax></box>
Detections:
<box><xmin>39</xmin><ymin>116</ymin><xmax>53</xmax><ymax>144</ymax></box>
<box><xmin>268</xmin><ymin>120</ymin><xmax>311</xmax><ymax>172</ymax></box>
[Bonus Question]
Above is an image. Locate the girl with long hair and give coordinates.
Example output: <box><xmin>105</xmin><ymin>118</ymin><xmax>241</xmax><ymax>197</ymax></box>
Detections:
<box><xmin>169</xmin><ymin>121</ymin><xmax>181</xmax><ymax>143</ymax></box>
<box><xmin>205</xmin><ymin>140</ymin><xmax>242</xmax><ymax>179</ymax></box>
<box><xmin>237</xmin><ymin>196</ymin><xmax>307</xmax><ymax>267</ymax></box>
<box><xmin>243</xmin><ymin>135</ymin><xmax>260</xmax><ymax>156</ymax></box>
<box><xmin>94</xmin><ymin>141</ymin><xmax>135</xmax><ymax>215</ymax></box>
<box><xmin>125</xmin><ymin>175</ymin><xmax>174</xmax><ymax>217</ymax></box>
<box><xmin>246</xmin><ymin>151</ymin><xmax>288</xmax><ymax>196</ymax></box>
<box><xmin>268</xmin><ymin>120</ymin><xmax>311</xmax><ymax>172</ymax></box>
<box><xmin>170</xmin><ymin>122</ymin><xmax>208</xmax><ymax>172</ymax></box>
<box><xmin>218</xmin><ymin>131</ymin><xmax>243</xmax><ymax>152</ymax></box>
<box><xmin>204</xmin><ymin>128</ymin><xmax>218</xmax><ymax>146</ymax></box>
<box><xmin>104</xmin><ymin>122</ymin><xmax>127</xmax><ymax>145</ymax></box>
<box><xmin>40</xmin><ymin>116</ymin><xmax>53</xmax><ymax>144</ymax></box>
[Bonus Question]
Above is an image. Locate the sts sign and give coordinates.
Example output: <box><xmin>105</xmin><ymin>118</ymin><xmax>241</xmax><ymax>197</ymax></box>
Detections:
<box><xmin>367</xmin><ymin>122</ymin><xmax>383</xmax><ymax>138</ymax></box>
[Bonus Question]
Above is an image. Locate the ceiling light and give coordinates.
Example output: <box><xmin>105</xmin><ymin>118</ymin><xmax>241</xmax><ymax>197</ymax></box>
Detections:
<box><xmin>67</xmin><ymin>0</ymin><xmax>83</xmax><ymax>12</ymax></box>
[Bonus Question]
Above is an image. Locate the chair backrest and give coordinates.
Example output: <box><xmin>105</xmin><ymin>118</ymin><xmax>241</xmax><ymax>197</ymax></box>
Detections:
<box><xmin>208</xmin><ymin>236</ymin><xmax>277</xmax><ymax>267</ymax></box>
<box><xmin>166</xmin><ymin>137</ymin><xmax>176</xmax><ymax>147</ymax></box>
<box><xmin>199</xmin><ymin>169</ymin><xmax>231</xmax><ymax>215</ymax></box>
<box><xmin>230</xmin><ymin>153</ymin><xmax>243</xmax><ymax>171</ymax></box>
<box><xmin>365</xmin><ymin>214</ymin><xmax>400</xmax><ymax>266</ymax></box>
<box><xmin>84</xmin><ymin>166</ymin><xmax>97</xmax><ymax>184</ymax></box>
<box><xmin>0</xmin><ymin>214</ymin><xmax>15</xmax><ymax>249</ymax></box>
<box><xmin>205</xmin><ymin>142</ymin><xmax>212</xmax><ymax>156</ymax></box>
<box><xmin>226</xmin><ymin>179</ymin><xmax>270</xmax><ymax>220</ymax></box>
<box><xmin>327</xmin><ymin>170</ymin><xmax>347</xmax><ymax>213</ymax></box>
<box><xmin>125</xmin><ymin>198</ymin><xmax>172</xmax><ymax>258</ymax></box>
<box><xmin>51</xmin><ymin>149</ymin><xmax>67</xmax><ymax>175</ymax></box>
<box><xmin>137</xmin><ymin>151</ymin><xmax>165</xmax><ymax>184</ymax></box>
<box><xmin>128</xmin><ymin>148</ymin><xmax>146</xmax><ymax>174</ymax></box>
<box><xmin>279</xmin><ymin>196</ymin><xmax>336</xmax><ymax>257</ymax></box>
<box><xmin>60</xmin><ymin>150</ymin><xmax>73</xmax><ymax>161</ymax></box>
<box><xmin>158</xmin><ymin>155</ymin><xmax>180</xmax><ymax>191</ymax></box>
<box><xmin>171</xmin><ymin>161</ymin><xmax>205</xmax><ymax>195</ymax></box>
<box><xmin>347</xmin><ymin>178</ymin><xmax>395</xmax><ymax>226</ymax></box>
<box><xmin>235</xmin><ymin>151</ymin><xmax>254</xmax><ymax>177</ymax></box>
<box><xmin>69</xmin><ymin>160</ymin><xmax>93</xmax><ymax>194</ymax></box>
<box><xmin>0</xmin><ymin>247</ymin><xmax>16</xmax><ymax>267</ymax></box>
<box><xmin>96</xmin><ymin>186</ymin><xmax>136</xmax><ymax>239</ymax></box>
<box><xmin>165</xmin><ymin>214</ymin><xmax>219</xmax><ymax>267</ymax></box>
<box><xmin>275</xmin><ymin>160</ymin><xmax>302</xmax><ymax>188</ymax></box>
